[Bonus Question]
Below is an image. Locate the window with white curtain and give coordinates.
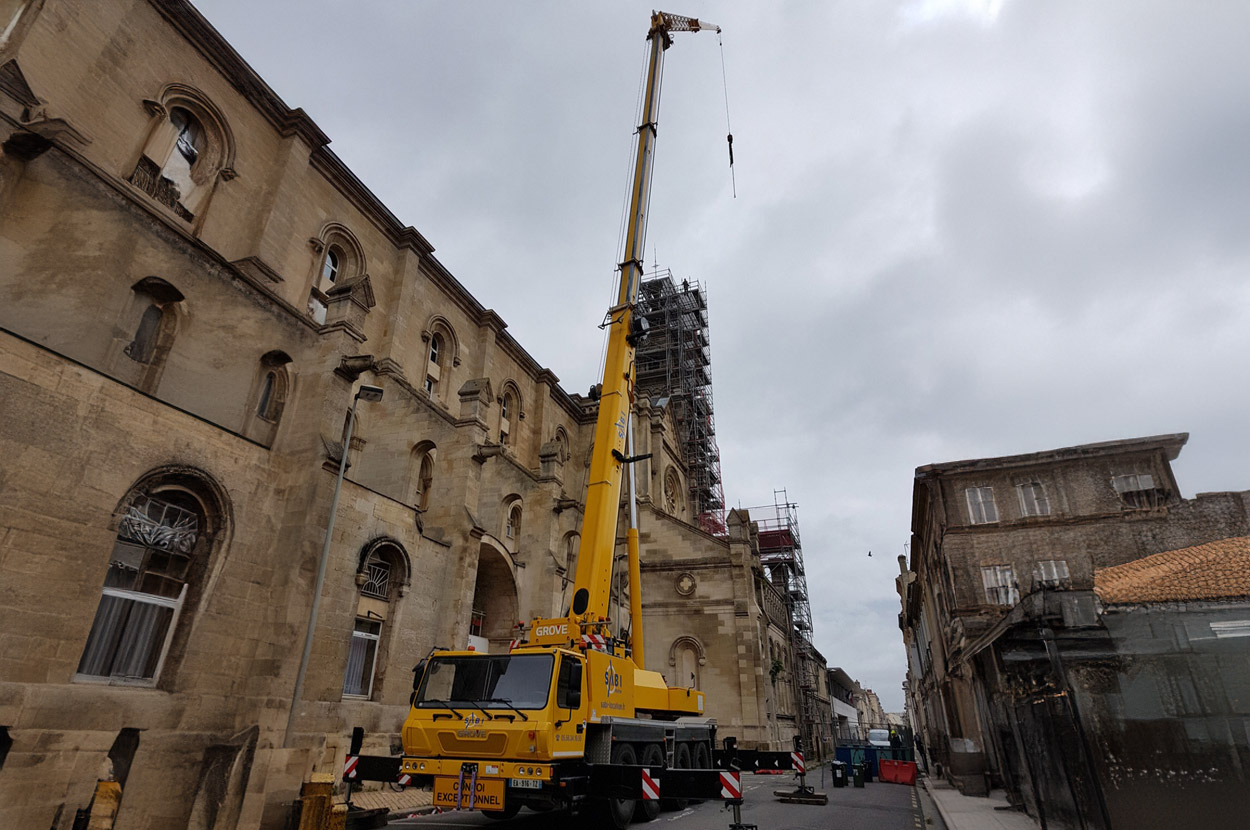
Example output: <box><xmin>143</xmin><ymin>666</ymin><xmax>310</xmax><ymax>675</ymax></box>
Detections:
<box><xmin>343</xmin><ymin>618</ymin><xmax>382</xmax><ymax>698</ymax></box>
<box><xmin>77</xmin><ymin>492</ymin><xmax>202</xmax><ymax>684</ymax></box>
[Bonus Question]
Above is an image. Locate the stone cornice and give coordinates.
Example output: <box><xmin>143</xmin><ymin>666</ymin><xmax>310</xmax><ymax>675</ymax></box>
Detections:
<box><xmin>148</xmin><ymin>1</ymin><xmax>329</xmax><ymax>149</ymax></box>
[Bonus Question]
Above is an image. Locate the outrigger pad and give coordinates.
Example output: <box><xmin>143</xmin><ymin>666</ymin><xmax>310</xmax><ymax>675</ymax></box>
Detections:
<box><xmin>774</xmin><ymin>788</ymin><xmax>829</xmax><ymax>806</ymax></box>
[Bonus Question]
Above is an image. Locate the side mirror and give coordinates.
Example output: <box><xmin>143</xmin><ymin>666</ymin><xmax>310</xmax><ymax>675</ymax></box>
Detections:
<box><xmin>412</xmin><ymin>658</ymin><xmax>428</xmax><ymax>692</ymax></box>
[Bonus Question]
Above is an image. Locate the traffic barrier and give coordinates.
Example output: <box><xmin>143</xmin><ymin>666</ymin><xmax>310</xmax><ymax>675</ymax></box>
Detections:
<box><xmin>720</xmin><ymin>771</ymin><xmax>743</xmax><ymax>800</ymax></box>
<box><xmin>878</xmin><ymin>760</ymin><xmax>918</xmax><ymax>785</ymax></box>
<box><xmin>342</xmin><ymin>754</ymin><xmax>359</xmax><ymax>781</ymax></box>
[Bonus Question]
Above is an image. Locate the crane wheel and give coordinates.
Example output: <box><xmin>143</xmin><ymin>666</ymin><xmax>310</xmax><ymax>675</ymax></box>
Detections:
<box><xmin>662</xmin><ymin>743</ymin><xmax>692</xmax><ymax>811</ymax></box>
<box><xmin>633</xmin><ymin>744</ymin><xmax>664</xmax><ymax>822</ymax></box>
<box><xmin>598</xmin><ymin>743</ymin><xmax>637</xmax><ymax>830</ymax></box>
<box><xmin>484</xmin><ymin>801</ymin><xmax>522</xmax><ymax>820</ymax></box>
<box><xmin>693</xmin><ymin>741</ymin><xmax>711</xmax><ymax>771</ymax></box>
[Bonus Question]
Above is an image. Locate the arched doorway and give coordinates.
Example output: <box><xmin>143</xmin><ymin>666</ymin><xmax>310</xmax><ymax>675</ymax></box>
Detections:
<box><xmin>468</xmin><ymin>541</ymin><xmax>519</xmax><ymax>653</ymax></box>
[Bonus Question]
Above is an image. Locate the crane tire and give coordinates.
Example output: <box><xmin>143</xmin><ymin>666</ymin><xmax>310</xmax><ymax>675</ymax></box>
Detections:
<box><xmin>484</xmin><ymin>801</ymin><xmax>522</xmax><ymax>820</ymax></box>
<box><xmin>633</xmin><ymin>743</ymin><xmax>664</xmax><ymax>822</ymax></box>
<box><xmin>597</xmin><ymin>743</ymin><xmax>637</xmax><ymax>830</ymax></box>
<box><xmin>662</xmin><ymin>743</ymin><xmax>692</xmax><ymax>811</ymax></box>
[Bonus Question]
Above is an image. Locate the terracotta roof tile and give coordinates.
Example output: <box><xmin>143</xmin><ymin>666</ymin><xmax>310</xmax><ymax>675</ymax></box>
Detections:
<box><xmin>1095</xmin><ymin>536</ymin><xmax>1250</xmax><ymax>604</ymax></box>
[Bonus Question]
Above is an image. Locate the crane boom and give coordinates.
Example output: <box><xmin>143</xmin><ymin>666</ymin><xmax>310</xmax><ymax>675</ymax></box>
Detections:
<box><xmin>570</xmin><ymin>10</ymin><xmax>718</xmax><ymax>625</ymax></box>
<box><xmin>400</xmin><ymin>17</ymin><xmax>721</xmax><ymax>826</ymax></box>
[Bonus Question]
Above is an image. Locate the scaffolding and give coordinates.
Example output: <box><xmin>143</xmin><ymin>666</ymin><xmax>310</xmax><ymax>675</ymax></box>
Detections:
<box><xmin>751</xmin><ymin>491</ymin><xmax>822</xmax><ymax>756</ymax></box>
<box><xmin>634</xmin><ymin>270</ymin><xmax>727</xmax><ymax>535</ymax></box>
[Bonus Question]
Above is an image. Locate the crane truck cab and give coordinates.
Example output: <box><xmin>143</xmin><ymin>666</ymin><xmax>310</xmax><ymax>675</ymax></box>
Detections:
<box><xmin>400</xmin><ymin>636</ymin><xmax>710</xmax><ymax>821</ymax></box>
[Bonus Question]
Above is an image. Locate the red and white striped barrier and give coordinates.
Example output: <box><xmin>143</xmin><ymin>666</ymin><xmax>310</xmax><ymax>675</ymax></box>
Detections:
<box><xmin>791</xmin><ymin>751</ymin><xmax>805</xmax><ymax>774</ymax></box>
<box><xmin>720</xmin><ymin>771</ymin><xmax>742</xmax><ymax>800</ymax></box>
<box><xmin>509</xmin><ymin>639</ymin><xmax>521</xmax><ymax>651</ymax></box>
<box><xmin>640</xmin><ymin>768</ymin><xmax>660</xmax><ymax>801</ymax></box>
<box><xmin>396</xmin><ymin>773</ymin><xmax>412</xmax><ymax>787</ymax></box>
<box><xmin>342</xmin><ymin>754</ymin><xmax>359</xmax><ymax>781</ymax></box>
<box><xmin>581</xmin><ymin>634</ymin><xmax>608</xmax><ymax>651</ymax></box>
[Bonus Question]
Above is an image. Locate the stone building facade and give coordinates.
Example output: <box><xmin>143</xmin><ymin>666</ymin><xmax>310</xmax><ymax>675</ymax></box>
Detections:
<box><xmin>0</xmin><ymin>2</ymin><xmax>800</xmax><ymax>827</ymax></box>
<box><xmin>898</xmin><ymin>433</ymin><xmax>1250</xmax><ymax>817</ymax></box>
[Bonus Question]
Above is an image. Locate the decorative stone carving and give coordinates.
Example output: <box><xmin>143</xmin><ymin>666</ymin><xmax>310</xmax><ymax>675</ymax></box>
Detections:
<box><xmin>676</xmin><ymin>572</ymin><xmax>696</xmax><ymax>596</ymax></box>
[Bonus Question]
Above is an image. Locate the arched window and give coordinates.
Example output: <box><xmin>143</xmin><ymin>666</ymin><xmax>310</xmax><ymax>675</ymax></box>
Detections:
<box><xmin>345</xmin><ymin>540</ymin><xmax>409</xmax><ymax>699</ymax></box>
<box><xmin>307</xmin><ymin>225</ymin><xmax>365</xmax><ymax>325</ymax></box>
<box><xmin>77</xmin><ymin>471</ymin><xmax>224</xmax><ymax>684</ymax></box>
<box><xmin>124</xmin><ymin>304</ymin><xmax>164</xmax><ymax>364</ymax></box>
<box><xmin>669</xmin><ymin>636</ymin><xmax>705</xmax><ymax>690</ymax></box>
<box><xmin>504</xmin><ymin>499</ymin><xmax>523</xmax><ymax>544</ymax></box>
<box><xmin>115</xmin><ymin>277</ymin><xmax>183</xmax><ymax>393</ymax></box>
<box><xmin>257</xmin><ymin>371</ymin><xmax>278</xmax><ymax>419</ymax></box>
<box><xmin>321</xmin><ymin>247</ymin><xmax>340</xmax><ymax>285</ymax></box>
<box><xmin>410</xmin><ymin>443</ymin><xmax>436</xmax><ymax>511</ymax></box>
<box><xmin>421</xmin><ymin>317</ymin><xmax>460</xmax><ymax>404</ymax></box>
<box><xmin>500</xmin><ymin>391</ymin><xmax>517</xmax><ymax>445</ymax></box>
<box><xmin>245</xmin><ymin>351</ymin><xmax>291</xmax><ymax>445</ymax></box>
<box><xmin>424</xmin><ymin>333</ymin><xmax>443</xmax><ymax>397</ymax></box>
<box><xmin>130</xmin><ymin>87</ymin><xmax>234</xmax><ymax>225</ymax></box>
<box><xmin>554</xmin><ymin>427</ymin><xmax>570</xmax><ymax>463</ymax></box>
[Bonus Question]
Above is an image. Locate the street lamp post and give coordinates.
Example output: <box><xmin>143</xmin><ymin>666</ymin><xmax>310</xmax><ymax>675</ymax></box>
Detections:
<box><xmin>284</xmin><ymin>384</ymin><xmax>384</xmax><ymax>748</ymax></box>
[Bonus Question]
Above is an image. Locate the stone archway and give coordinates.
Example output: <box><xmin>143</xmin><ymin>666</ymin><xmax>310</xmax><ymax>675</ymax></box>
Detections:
<box><xmin>469</xmin><ymin>541</ymin><xmax>518</xmax><ymax>653</ymax></box>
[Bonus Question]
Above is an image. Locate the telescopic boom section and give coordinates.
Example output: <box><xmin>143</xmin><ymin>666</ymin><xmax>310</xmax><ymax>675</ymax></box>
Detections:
<box><xmin>570</xmin><ymin>12</ymin><xmax>719</xmax><ymax>624</ymax></box>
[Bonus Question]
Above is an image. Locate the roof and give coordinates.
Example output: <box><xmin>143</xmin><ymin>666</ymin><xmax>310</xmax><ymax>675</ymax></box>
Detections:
<box><xmin>1095</xmin><ymin>536</ymin><xmax>1250</xmax><ymax>604</ymax></box>
<box><xmin>915</xmin><ymin>433</ymin><xmax>1188</xmax><ymax>479</ymax></box>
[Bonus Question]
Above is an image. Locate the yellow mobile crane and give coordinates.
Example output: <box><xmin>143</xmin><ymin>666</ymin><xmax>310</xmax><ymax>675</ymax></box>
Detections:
<box><xmin>399</xmin><ymin>11</ymin><xmax>721</xmax><ymax>828</ymax></box>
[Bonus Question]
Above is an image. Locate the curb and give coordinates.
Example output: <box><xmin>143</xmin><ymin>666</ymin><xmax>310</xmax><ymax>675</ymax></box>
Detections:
<box><xmin>922</xmin><ymin>776</ymin><xmax>958</xmax><ymax>830</ymax></box>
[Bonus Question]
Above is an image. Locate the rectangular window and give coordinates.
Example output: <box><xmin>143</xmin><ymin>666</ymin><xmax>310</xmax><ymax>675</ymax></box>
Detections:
<box><xmin>469</xmin><ymin>609</ymin><xmax>485</xmax><ymax>638</ymax></box>
<box><xmin>1112</xmin><ymin>473</ymin><xmax>1153</xmax><ymax>493</ymax></box>
<box><xmin>1016</xmin><ymin>482</ymin><xmax>1050</xmax><ymax>517</ymax></box>
<box><xmin>981</xmin><ymin>564</ymin><xmax>1018</xmax><ymax>606</ymax></box>
<box><xmin>424</xmin><ymin>377</ymin><xmax>436</xmax><ymax>396</ymax></box>
<box><xmin>343</xmin><ymin>618</ymin><xmax>381</xmax><ymax>698</ymax></box>
<box><xmin>1112</xmin><ymin>473</ymin><xmax>1163</xmax><ymax>509</ymax></box>
<box><xmin>1034</xmin><ymin>559</ymin><xmax>1070</xmax><ymax>588</ymax></box>
<box><xmin>966</xmin><ymin>487</ymin><xmax>998</xmax><ymax>524</ymax></box>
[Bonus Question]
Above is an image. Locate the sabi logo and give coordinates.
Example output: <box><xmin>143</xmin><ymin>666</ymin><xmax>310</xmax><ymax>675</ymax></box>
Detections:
<box><xmin>464</xmin><ymin>713</ymin><xmax>483</xmax><ymax>729</ymax></box>
<box><xmin>604</xmin><ymin>664</ymin><xmax>623</xmax><ymax>697</ymax></box>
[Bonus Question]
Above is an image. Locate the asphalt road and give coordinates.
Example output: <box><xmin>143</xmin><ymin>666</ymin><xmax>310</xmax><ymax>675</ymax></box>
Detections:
<box><xmin>389</xmin><ymin>771</ymin><xmax>941</xmax><ymax>830</ymax></box>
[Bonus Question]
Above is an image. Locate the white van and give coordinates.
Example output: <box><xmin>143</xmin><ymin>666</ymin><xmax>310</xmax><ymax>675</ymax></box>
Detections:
<box><xmin>867</xmin><ymin>729</ymin><xmax>892</xmax><ymax>748</ymax></box>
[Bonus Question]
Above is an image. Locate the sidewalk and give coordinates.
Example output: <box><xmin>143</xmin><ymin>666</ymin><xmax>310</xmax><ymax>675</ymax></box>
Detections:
<box><xmin>922</xmin><ymin>776</ymin><xmax>1039</xmax><ymax>830</ymax></box>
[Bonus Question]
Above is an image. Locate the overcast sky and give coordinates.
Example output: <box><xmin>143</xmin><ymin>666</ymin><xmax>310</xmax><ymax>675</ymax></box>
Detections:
<box><xmin>194</xmin><ymin>0</ymin><xmax>1250</xmax><ymax>712</ymax></box>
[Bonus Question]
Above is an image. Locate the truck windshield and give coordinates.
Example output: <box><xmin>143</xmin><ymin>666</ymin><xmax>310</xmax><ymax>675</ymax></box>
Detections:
<box><xmin>416</xmin><ymin>654</ymin><xmax>554</xmax><ymax>710</ymax></box>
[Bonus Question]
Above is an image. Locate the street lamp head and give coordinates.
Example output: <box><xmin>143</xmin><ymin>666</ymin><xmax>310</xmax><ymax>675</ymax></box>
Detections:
<box><xmin>357</xmin><ymin>385</ymin><xmax>384</xmax><ymax>403</ymax></box>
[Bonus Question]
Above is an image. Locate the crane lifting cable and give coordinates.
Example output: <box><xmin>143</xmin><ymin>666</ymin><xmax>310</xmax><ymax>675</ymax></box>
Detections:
<box><xmin>719</xmin><ymin>31</ymin><xmax>736</xmax><ymax>196</ymax></box>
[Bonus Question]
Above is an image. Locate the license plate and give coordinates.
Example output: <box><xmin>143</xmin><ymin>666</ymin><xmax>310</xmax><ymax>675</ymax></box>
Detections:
<box><xmin>432</xmin><ymin>776</ymin><xmax>507</xmax><ymax>811</ymax></box>
<box><xmin>510</xmin><ymin>778</ymin><xmax>543</xmax><ymax>789</ymax></box>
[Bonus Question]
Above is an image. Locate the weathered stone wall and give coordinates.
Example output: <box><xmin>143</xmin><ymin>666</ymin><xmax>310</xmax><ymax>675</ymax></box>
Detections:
<box><xmin>637</xmin><ymin>507</ymin><xmax>796</xmax><ymax>749</ymax></box>
<box><xmin>932</xmin><ymin>446</ymin><xmax>1248</xmax><ymax>610</ymax></box>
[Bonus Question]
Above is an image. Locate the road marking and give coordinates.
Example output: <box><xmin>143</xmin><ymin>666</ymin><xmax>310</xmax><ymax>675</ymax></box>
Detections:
<box><xmin>667</xmin><ymin>809</ymin><xmax>695</xmax><ymax>822</ymax></box>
